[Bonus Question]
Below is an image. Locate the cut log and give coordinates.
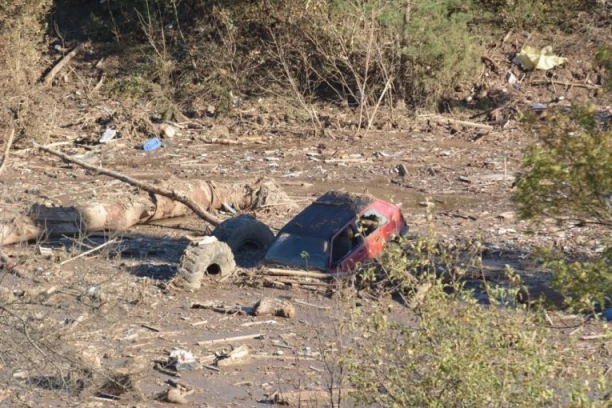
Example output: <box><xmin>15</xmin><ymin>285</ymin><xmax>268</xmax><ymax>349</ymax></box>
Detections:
<box><xmin>253</xmin><ymin>297</ymin><xmax>296</xmax><ymax>319</ymax></box>
<box><xmin>0</xmin><ymin>178</ymin><xmax>295</xmax><ymax>245</ymax></box>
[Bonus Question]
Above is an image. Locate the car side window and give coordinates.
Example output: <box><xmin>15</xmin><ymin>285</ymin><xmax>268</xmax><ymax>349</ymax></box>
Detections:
<box><xmin>357</xmin><ymin>209</ymin><xmax>388</xmax><ymax>237</ymax></box>
<box><xmin>331</xmin><ymin>224</ymin><xmax>362</xmax><ymax>264</ymax></box>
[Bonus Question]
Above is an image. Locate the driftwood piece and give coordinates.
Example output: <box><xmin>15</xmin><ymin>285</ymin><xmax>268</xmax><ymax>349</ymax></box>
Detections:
<box><xmin>0</xmin><ymin>128</ymin><xmax>15</xmax><ymax>176</ymax></box>
<box><xmin>253</xmin><ymin>297</ymin><xmax>296</xmax><ymax>318</ymax></box>
<box><xmin>36</xmin><ymin>143</ymin><xmax>222</xmax><ymax>226</ymax></box>
<box><xmin>42</xmin><ymin>44</ymin><xmax>82</xmax><ymax>86</ymax></box>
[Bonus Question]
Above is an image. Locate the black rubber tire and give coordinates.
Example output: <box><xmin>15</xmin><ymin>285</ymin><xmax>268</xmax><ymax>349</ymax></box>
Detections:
<box><xmin>177</xmin><ymin>240</ymin><xmax>236</xmax><ymax>289</ymax></box>
<box><xmin>212</xmin><ymin>215</ymin><xmax>275</xmax><ymax>253</ymax></box>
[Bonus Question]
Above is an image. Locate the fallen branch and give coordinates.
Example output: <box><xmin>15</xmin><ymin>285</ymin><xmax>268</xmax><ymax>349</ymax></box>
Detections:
<box><xmin>35</xmin><ymin>143</ymin><xmax>222</xmax><ymax>226</ymax></box>
<box><xmin>0</xmin><ymin>128</ymin><xmax>15</xmax><ymax>176</ymax></box>
<box><xmin>42</xmin><ymin>44</ymin><xmax>82</xmax><ymax>86</ymax></box>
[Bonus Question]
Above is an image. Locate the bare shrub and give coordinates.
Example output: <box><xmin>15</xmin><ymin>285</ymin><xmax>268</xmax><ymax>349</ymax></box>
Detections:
<box><xmin>0</xmin><ymin>0</ymin><xmax>55</xmax><ymax>143</ymax></box>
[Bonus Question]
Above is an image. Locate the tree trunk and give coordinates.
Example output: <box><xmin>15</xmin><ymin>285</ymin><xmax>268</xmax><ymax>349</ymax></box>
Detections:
<box><xmin>394</xmin><ymin>0</ymin><xmax>411</xmax><ymax>109</ymax></box>
<box><xmin>0</xmin><ymin>178</ymin><xmax>296</xmax><ymax>246</ymax></box>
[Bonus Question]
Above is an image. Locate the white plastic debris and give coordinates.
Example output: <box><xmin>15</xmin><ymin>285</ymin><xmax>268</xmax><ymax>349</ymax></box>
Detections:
<box><xmin>160</xmin><ymin>123</ymin><xmax>176</xmax><ymax>139</ymax></box>
<box><xmin>99</xmin><ymin>128</ymin><xmax>117</xmax><ymax>143</ymax></box>
<box><xmin>513</xmin><ymin>46</ymin><xmax>567</xmax><ymax>71</ymax></box>
<box><xmin>506</xmin><ymin>72</ymin><xmax>517</xmax><ymax>85</ymax></box>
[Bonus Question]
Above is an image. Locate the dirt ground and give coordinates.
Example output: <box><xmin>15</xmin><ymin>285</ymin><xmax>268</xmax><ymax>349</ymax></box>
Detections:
<box><xmin>0</xmin><ymin>30</ymin><xmax>611</xmax><ymax>406</ymax></box>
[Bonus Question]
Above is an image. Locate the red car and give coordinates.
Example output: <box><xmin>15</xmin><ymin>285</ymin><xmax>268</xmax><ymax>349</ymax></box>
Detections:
<box><xmin>177</xmin><ymin>192</ymin><xmax>409</xmax><ymax>287</ymax></box>
<box><xmin>262</xmin><ymin>191</ymin><xmax>409</xmax><ymax>273</ymax></box>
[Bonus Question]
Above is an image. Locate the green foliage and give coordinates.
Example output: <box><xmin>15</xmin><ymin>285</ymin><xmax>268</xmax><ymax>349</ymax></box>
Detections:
<box><xmin>548</xmin><ymin>248</ymin><xmax>612</xmax><ymax>313</ymax></box>
<box><xmin>344</xmin><ymin>239</ymin><xmax>610</xmax><ymax>407</ymax></box>
<box><xmin>512</xmin><ymin>106</ymin><xmax>612</xmax><ymax>227</ymax></box>
<box><xmin>596</xmin><ymin>47</ymin><xmax>612</xmax><ymax>92</ymax></box>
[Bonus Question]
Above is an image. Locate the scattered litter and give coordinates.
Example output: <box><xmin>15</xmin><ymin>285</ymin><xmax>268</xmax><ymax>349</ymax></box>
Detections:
<box><xmin>602</xmin><ymin>309</ymin><xmax>612</xmax><ymax>322</ymax></box>
<box><xmin>303</xmin><ymin>347</ymin><xmax>312</xmax><ymax>356</ymax></box>
<box><xmin>99</xmin><ymin>128</ymin><xmax>117</xmax><ymax>144</ymax></box>
<box><xmin>160</xmin><ymin>123</ymin><xmax>176</xmax><ymax>139</ymax></box>
<box><xmin>396</xmin><ymin>163</ymin><xmax>408</xmax><ymax>177</ymax></box>
<box><xmin>217</xmin><ymin>345</ymin><xmax>250</xmax><ymax>367</ymax></box>
<box><xmin>513</xmin><ymin>46</ymin><xmax>567</xmax><ymax>71</ymax></box>
<box><xmin>530</xmin><ymin>103</ymin><xmax>547</xmax><ymax>111</ymax></box>
<box><xmin>254</xmin><ymin>298</ymin><xmax>296</xmax><ymax>318</ymax></box>
<box><xmin>143</xmin><ymin>137</ymin><xmax>162</xmax><ymax>151</ymax></box>
<box><xmin>38</xmin><ymin>246</ymin><xmax>53</xmax><ymax>258</ymax></box>
<box><xmin>169</xmin><ymin>349</ymin><xmax>200</xmax><ymax>372</ymax></box>
<box><xmin>506</xmin><ymin>72</ymin><xmax>517</xmax><ymax>85</ymax></box>
<box><xmin>273</xmin><ymin>350</ymin><xmax>284</xmax><ymax>356</ymax></box>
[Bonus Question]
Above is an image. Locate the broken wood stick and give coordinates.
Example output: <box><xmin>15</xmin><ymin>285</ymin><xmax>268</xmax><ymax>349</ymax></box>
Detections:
<box><xmin>0</xmin><ymin>128</ymin><xmax>15</xmax><ymax>176</ymax></box>
<box><xmin>42</xmin><ymin>44</ymin><xmax>82</xmax><ymax>86</ymax></box>
<box><xmin>427</xmin><ymin>116</ymin><xmax>494</xmax><ymax>130</ymax></box>
<box><xmin>264</xmin><ymin>268</ymin><xmax>332</xmax><ymax>280</ymax></box>
<box><xmin>59</xmin><ymin>238</ymin><xmax>117</xmax><ymax>265</ymax></box>
<box><xmin>35</xmin><ymin>143</ymin><xmax>222</xmax><ymax>226</ymax></box>
<box><xmin>197</xmin><ymin>333</ymin><xmax>262</xmax><ymax>347</ymax></box>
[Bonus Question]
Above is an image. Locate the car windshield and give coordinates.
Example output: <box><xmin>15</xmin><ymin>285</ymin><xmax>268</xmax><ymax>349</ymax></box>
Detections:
<box><xmin>264</xmin><ymin>232</ymin><xmax>329</xmax><ymax>271</ymax></box>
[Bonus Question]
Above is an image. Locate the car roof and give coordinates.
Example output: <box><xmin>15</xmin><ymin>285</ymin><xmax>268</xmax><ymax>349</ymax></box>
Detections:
<box><xmin>279</xmin><ymin>191</ymin><xmax>376</xmax><ymax>239</ymax></box>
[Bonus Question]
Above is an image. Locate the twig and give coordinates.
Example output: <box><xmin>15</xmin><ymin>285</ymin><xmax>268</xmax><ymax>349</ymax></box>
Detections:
<box><xmin>197</xmin><ymin>333</ymin><xmax>263</xmax><ymax>346</ymax></box>
<box><xmin>204</xmin><ymin>365</ymin><xmax>220</xmax><ymax>372</ymax></box>
<box><xmin>59</xmin><ymin>239</ymin><xmax>117</xmax><ymax>265</ymax></box>
<box><xmin>0</xmin><ymin>128</ymin><xmax>15</xmax><ymax>175</ymax></box>
<box><xmin>580</xmin><ymin>334</ymin><xmax>609</xmax><ymax>341</ymax></box>
<box><xmin>240</xmin><ymin>320</ymin><xmax>278</xmax><ymax>327</ymax></box>
<box><xmin>154</xmin><ymin>362</ymin><xmax>181</xmax><ymax>377</ymax></box>
<box><xmin>531</xmin><ymin>80</ymin><xmax>600</xmax><ymax>89</ymax></box>
<box><xmin>293</xmin><ymin>299</ymin><xmax>330</xmax><ymax>310</ymax></box>
<box><xmin>141</xmin><ymin>324</ymin><xmax>162</xmax><ymax>332</ymax></box>
<box><xmin>42</xmin><ymin>44</ymin><xmax>82</xmax><ymax>86</ymax></box>
<box><xmin>35</xmin><ymin>143</ymin><xmax>222</xmax><ymax>226</ymax></box>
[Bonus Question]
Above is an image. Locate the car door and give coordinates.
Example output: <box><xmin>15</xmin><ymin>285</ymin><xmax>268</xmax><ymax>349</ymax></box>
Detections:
<box><xmin>330</xmin><ymin>223</ymin><xmax>366</xmax><ymax>273</ymax></box>
<box><xmin>357</xmin><ymin>206</ymin><xmax>389</xmax><ymax>259</ymax></box>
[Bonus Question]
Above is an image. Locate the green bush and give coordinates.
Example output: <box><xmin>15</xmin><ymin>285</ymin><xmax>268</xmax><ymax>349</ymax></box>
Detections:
<box><xmin>344</xmin><ymin>239</ymin><xmax>610</xmax><ymax>407</ymax></box>
<box><xmin>512</xmin><ymin>106</ymin><xmax>612</xmax><ymax>228</ymax></box>
<box><xmin>549</xmin><ymin>248</ymin><xmax>612</xmax><ymax>313</ymax></box>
